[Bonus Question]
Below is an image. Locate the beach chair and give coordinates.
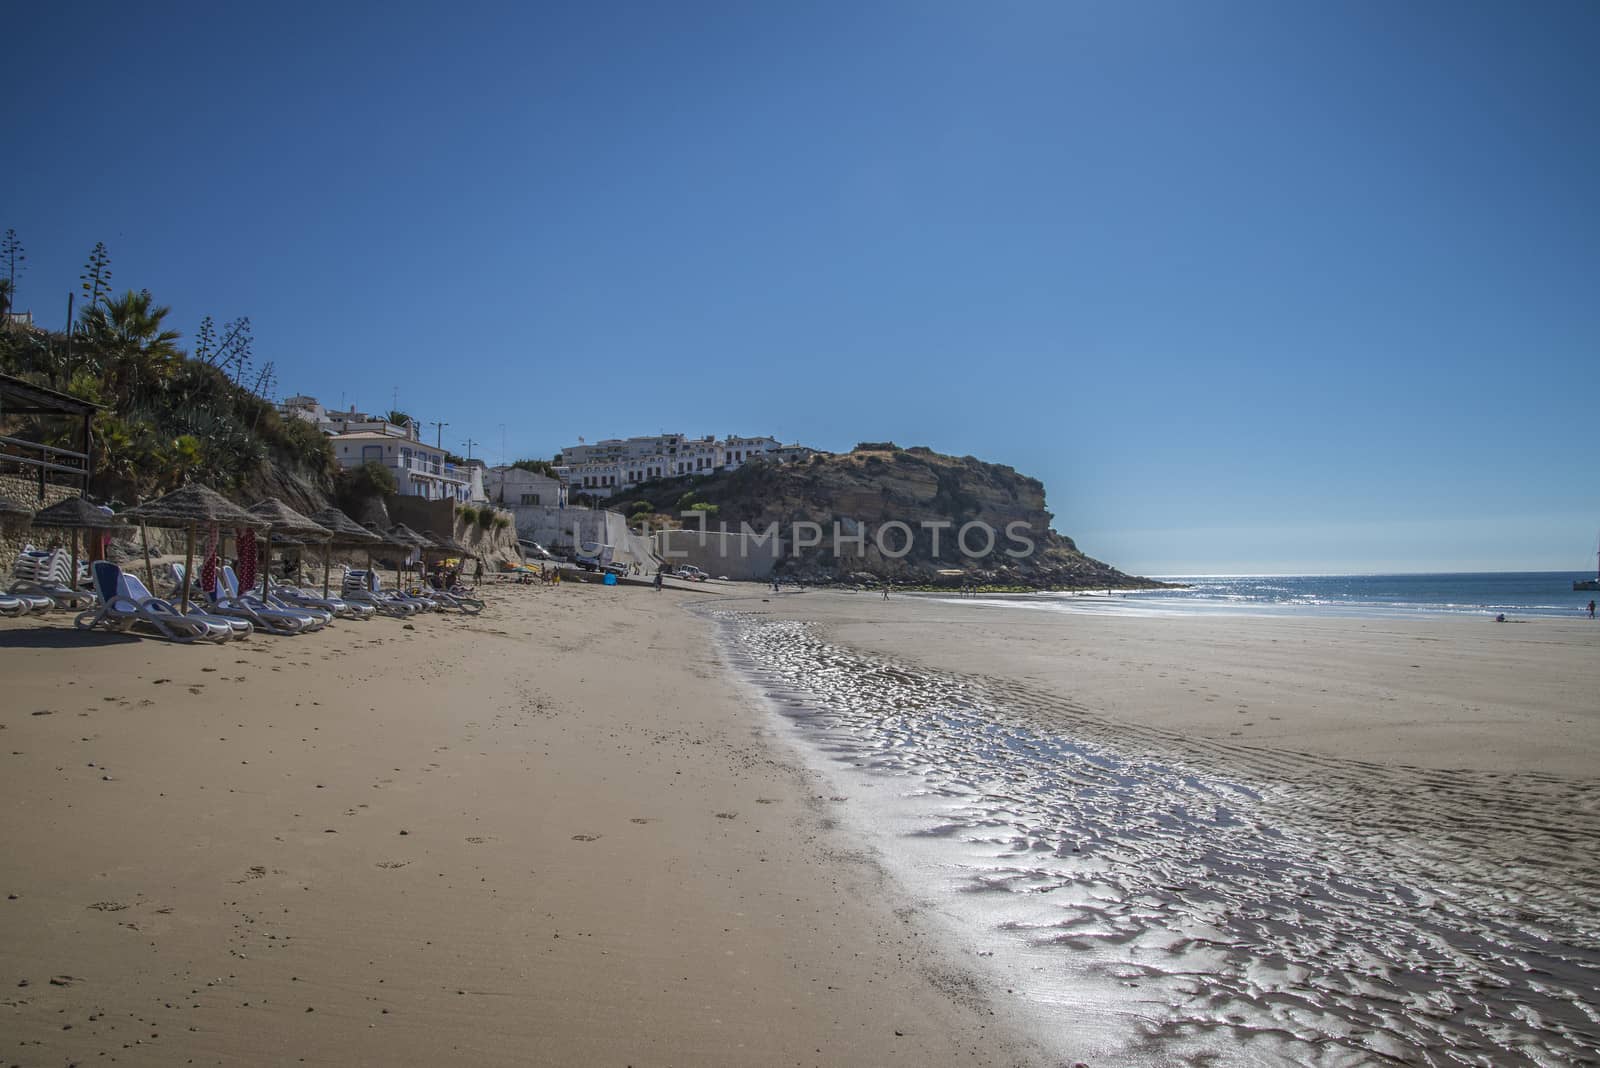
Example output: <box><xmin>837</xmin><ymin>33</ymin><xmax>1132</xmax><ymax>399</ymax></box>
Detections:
<box><xmin>221</xmin><ymin>566</ymin><xmax>332</xmax><ymax>631</ymax></box>
<box><xmin>268</xmin><ymin>576</ymin><xmax>373</xmax><ymax>621</ymax></box>
<box><xmin>122</xmin><ymin>571</ymin><xmax>246</xmax><ymax>642</ymax></box>
<box><xmin>342</xmin><ymin>568</ymin><xmax>424</xmax><ymax>616</ymax></box>
<box><xmin>9</xmin><ymin>547</ymin><xmax>94</xmax><ymax>609</ymax></box>
<box><xmin>1</xmin><ymin>592</ymin><xmax>36</xmax><ymax>617</ymax></box>
<box><xmin>426</xmin><ymin>584</ymin><xmax>484</xmax><ymax>614</ymax></box>
<box><xmin>74</xmin><ymin>562</ymin><xmax>233</xmax><ymax>643</ymax></box>
<box><xmin>172</xmin><ymin>563</ymin><xmax>315</xmax><ymax>636</ymax></box>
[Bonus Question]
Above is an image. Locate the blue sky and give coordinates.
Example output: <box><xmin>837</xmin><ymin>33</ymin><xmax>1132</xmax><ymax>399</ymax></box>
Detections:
<box><xmin>5</xmin><ymin>1</ymin><xmax>1595</xmax><ymax>574</ymax></box>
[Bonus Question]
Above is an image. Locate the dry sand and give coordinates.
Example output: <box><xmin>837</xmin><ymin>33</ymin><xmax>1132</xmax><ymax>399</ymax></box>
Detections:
<box><xmin>0</xmin><ymin>581</ymin><xmax>1045</xmax><ymax>1066</ymax></box>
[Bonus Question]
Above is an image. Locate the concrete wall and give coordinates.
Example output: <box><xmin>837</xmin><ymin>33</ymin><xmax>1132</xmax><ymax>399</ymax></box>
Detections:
<box><xmin>509</xmin><ymin>504</ymin><xmax>660</xmax><ymax>570</ymax></box>
<box><xmin>653</xmin><ymin>528</ymin><xmax>780</xmax><ymax>581</ymax></box>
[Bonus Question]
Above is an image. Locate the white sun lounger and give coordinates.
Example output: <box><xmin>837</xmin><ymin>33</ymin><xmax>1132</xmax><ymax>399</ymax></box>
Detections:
<box><xmin>221</xmin><ymin>566</ymin><xmax>332</xmax><ymax>631</ymax></box>
<box><xmin>75</xmin><ymin>562</ymin><xmax>235</xmax><ymax>643</ymax></box>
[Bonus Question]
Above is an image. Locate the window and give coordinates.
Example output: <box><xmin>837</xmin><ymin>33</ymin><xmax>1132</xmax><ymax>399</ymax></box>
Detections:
<box><xmin>519</xmin><ymin>493</ymin><xmax>541</xmax><ymax>505</ymax></box>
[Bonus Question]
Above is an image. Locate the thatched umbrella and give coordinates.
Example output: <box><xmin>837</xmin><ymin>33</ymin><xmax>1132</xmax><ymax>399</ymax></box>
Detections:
<box><xmin>364</xmin><ymin>523</ymin><xmax>416</xmax><ymax>588</ymax></box>
<box><xmin>123</xmin><ymin>484</ymin><xmax>264</xmax><ymax>612</ymax></box>
<box><xmin>246</xmin><ymin>499</ymin><xmax>332</xmax><ymax>600</ymax></box>
<box><xmin>387</xmin><ymin>524</ymin><xmax>435</xmax><ymax>587</ymax></box>
<box><xmin>0</xmin><ymin>497</ymin><xmax>32</xmax><ymax>525</ymax></box>
<box><xmin>423</xmin><ymin>530</ymin><xmax>476</xmax><ymax>585</ymax></box>
<box><xmin>31</xmin><ymin>497</ymin><xmax>131</xmax><ymax>593</ymax></box>
<box><xmin>308</xmin><ymin>507</ymin><xmax>382</xmax><ymax>597</ymax></box>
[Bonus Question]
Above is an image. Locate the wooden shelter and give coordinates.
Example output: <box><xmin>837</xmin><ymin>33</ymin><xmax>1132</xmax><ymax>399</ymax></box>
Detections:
<box><xmin>0</xmin><ymin>373</ymin><xmax>101</xmax><ymax>503</ymax></box>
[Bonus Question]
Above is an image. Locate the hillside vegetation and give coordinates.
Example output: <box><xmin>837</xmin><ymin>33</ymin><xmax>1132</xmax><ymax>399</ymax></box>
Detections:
<box><xmin>0</xmin><ymin>236</ymin><xmax>359</xmax><ymax>511</ymax></box>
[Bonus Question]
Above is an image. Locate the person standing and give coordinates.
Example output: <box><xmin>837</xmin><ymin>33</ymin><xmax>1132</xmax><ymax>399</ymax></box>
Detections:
<box><xmin>654</xmin><ymin>567</ymin><xmax>664</xmax><ymax>593</ymax></box>
<box><xmin>1589</xmin><ymin>599</ymin><xmax>1596</xmax><ymax>619</ymax></box>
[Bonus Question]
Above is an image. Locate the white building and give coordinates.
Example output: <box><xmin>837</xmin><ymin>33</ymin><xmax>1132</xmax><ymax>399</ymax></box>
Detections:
<box><xmin>773</xmin><ymin>443</ymin><xmax>820</xmax><ymax>464</ymax></box>
<box><xmin>485</xmin><ymin>465</ymin><xmax>566</xmax><ymax>508</ymax></box>
<box><xmin>331</xmin><ymin>432</ymin><xmax>471</xmax><ymax>502</ymax></box>
<box><xmin>279</xmin><ymin>395</ymin><xmax>420</xmax><ymax>442</ymax></box>
<box><xmin>554</xmin><ymin>431</ymin><xmax>787</xmax><ymax>499</ymax></box>
<box><xmin>460</xmin><ymin>458</ymin><xmax>490</xmax><ymax>504</ymax></box>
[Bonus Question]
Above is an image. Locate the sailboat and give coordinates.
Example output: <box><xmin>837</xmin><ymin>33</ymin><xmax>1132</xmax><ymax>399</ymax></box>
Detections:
<box><xmin>1576</xmin><ymin>532</ymin><xmax>1600</xmax><ymax>591</ymax></box>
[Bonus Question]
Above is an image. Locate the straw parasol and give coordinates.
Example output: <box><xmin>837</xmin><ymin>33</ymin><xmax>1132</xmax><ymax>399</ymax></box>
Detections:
<box><xmin>246</xmin><ymin>499</ymin><xmax>332</xmax><ymax>599</ymax></box>
<box><xmin>123</xmin><ymin>484</ymin><xmax>265</xmax><ymax>612</ymax></box>
<box><xmin>386</xmin><ymin>524</ymin><xmax>435</xmax><ymax>587</ymax></box>
<box><xmin>423</xmin><ymin>530</ymin><xmax>480</xmax><ymax>585</ymax></box>
<box><xmin>308</xmin><ymin>508</ymin><xmax>382</xmax><ymax>596</ymax></box>
<box><xmin>0</xmin><ymin>497</ymin><xmax>34</xmax><ymax>524</ymax></box>
<box><xmin>30</xmin><ymin>497</ymin><xmax>129</xmax><ymax>593</ymax></box>
<box><xmin>364</xmin><ymin>523</ymin><xmax>416</xmax><ymax>587</ymax></box>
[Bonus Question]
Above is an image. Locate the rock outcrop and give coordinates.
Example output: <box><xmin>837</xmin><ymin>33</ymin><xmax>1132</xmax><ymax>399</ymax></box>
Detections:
<box><xmin>625</xmin><ymin>444</ymin><xmax>1159</xmax><ymax>589</ymax></box>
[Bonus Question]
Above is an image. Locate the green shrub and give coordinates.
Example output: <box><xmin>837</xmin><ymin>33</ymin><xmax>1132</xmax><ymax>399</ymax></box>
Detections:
<box><xmin>494</xmin><ymin>515</ymin><xmax>511</xmax><ymax>530</ymax></box>
<box><xmin>475</xmin><ymin>508</ymin><xmax>495</xmax><ymax>529</ymax></box>
<box><xmin>629</xmin><ymin>499</ymin><xmax>653</xmax><ymax>514</ymax></box>
<box><xmin>457</xmin><ymin>504</ymin><xmax>479</xmax><ymax>525</ymax></box>
<box><xmin>675</xmin><ymin>491</ymin><xmax>699</xmax><ymax>510</ymax></box>
<box><xmin>336</xmin><ymin>460</ymin><xmax>397</xmax><ymax>504</ymax></box>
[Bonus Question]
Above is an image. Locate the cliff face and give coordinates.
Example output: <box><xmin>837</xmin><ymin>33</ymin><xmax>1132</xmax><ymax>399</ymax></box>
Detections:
<box><xmin>626</xmin><ymin>445</ymin><xmax>1156</xmax><ymax>589</ymax></box>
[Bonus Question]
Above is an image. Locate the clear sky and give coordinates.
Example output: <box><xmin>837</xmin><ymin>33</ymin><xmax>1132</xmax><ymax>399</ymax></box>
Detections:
<box><xmin>5</xmin><ymin>1</ymin><xmax>1595</xmax><ymax>574</ymax></box>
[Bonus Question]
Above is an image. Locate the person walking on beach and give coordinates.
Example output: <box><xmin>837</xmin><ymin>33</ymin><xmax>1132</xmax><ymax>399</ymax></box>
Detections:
<box><xmin>1589</xmin><ymin>599</ymin><xmax>1596</xmax><ymax>619</ymax></box>
<box><xmin>882</xmin><ymin>581</ymin><xmax>890</xmax><ymax>600</ymax></box>
<box><xmin>654</xmin><ymin>567</ymin><xmax>664</xmax><ymax>592</ymax></box>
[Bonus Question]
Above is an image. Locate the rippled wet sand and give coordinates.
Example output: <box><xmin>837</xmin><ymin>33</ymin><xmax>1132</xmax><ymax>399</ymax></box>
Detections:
<box><xmin>713</xmin><ymin>611</ymin><xmax>1600</xmax><ymax>1066</ymax></box>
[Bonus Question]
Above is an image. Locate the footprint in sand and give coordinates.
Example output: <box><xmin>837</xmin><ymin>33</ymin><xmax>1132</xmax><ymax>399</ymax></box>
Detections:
<box><xmin>714</xmin><ymin>812</ymin><xmax>738</xmax><ymax>820</ymax></box>
<box><xmin>87</xmin><ymin>901</ymin><xmax>128</xmax><ymax>912</ymax></box>
<box><xmin>570</xmin><ymin>834</ymin><xmax>602</xmax><ymax>842</ymax></box>
<box><xmin>376</xmin><ymin>861</ymin><xmax>410</xmax><ymax>869</ymax></box>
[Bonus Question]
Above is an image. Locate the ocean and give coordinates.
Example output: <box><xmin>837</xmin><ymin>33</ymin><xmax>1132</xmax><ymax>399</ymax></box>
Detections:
<box><xmin>939</xmin><ymin>571</ymin><xmax>1598</xmax><ymax>619</ymax></box>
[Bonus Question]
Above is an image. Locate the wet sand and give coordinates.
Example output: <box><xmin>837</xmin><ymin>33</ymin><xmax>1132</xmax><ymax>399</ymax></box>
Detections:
<box><xmin>0</xmin><ymin>583</ymin><xmax>1045</xmax><ymax>1066</ymax></box>
<box><xmin>711</xmin><ymin>590</ymin><xmax>1600</xmax><ymax>1065</ymax></box>
<box><xmin>737</xmin><ymin>591</ymin><xmax>1600</xmax><ymax>776</ymax></box>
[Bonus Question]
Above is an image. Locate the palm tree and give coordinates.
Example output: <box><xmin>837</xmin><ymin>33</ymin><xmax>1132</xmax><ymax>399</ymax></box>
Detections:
<box><xmin>386</xmin><ymin>410</ymin><xmax>412</xmax><ymax>428</ymax></box>
<box><xmin>78</xmin><ymin>289</ymin><xmax>183</xmax><ymax>402</ymax></box>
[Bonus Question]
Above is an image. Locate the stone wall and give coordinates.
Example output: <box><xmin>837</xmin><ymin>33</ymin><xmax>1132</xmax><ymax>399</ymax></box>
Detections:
<box><xmin>0</xmin><ymin>474</ymin><xmax>83</xmax><ymax>575</ymax></box>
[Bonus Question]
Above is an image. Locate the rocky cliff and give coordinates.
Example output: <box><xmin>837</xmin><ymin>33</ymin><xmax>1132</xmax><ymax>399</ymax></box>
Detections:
<box><xmin>624</xmin><ymin>444</ymin><xmax>1157</xmax><ymax>589</ymax></box>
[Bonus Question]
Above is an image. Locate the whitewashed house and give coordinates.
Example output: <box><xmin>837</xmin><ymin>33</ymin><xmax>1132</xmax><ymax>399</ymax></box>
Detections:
<box><xmin>331</xmin><ymin>432</ymin><xmax>471</xmax><ymax>502</ymax></box>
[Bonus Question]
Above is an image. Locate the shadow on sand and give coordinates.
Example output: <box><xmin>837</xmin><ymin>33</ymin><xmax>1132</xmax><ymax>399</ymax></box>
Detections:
<box><xmin>0</xmin><ymin>625</ymin><xmax>144</xmax><ymax>649</ymax></box>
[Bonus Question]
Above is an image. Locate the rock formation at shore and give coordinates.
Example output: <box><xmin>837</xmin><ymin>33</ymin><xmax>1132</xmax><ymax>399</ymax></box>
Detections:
<box><xmin>624</xmin><ymin>443</ymin><xmax>1159</xmax><ymax>589</ymax></box>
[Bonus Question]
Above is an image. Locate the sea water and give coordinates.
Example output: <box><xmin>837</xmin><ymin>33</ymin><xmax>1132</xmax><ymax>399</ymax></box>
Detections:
<box><xmin>940</xmin><ymin>572</ymin><xmax>1599</xmax><ymax>620</ymax></box>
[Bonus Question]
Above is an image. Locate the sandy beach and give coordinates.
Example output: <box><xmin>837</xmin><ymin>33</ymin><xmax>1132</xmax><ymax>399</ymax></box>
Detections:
<box><xmin>731</xmin><ymin>591</ymin><xmax>1600</xmax><ymax>775</ymax></box>
<box><xmin>0</xmin><ymin>581</ymin><xmax>1044</xmax><ymax>1066</ymax></box>
<box><xmin>709</xmin><ymin>589</ymin><xmax>1600</xmax><ymax>1065</ymax></box>
<box><xmin>4</xmin><ymin>578</ymin><xmax>1597</xmax><ymax>1065</ymax></box>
